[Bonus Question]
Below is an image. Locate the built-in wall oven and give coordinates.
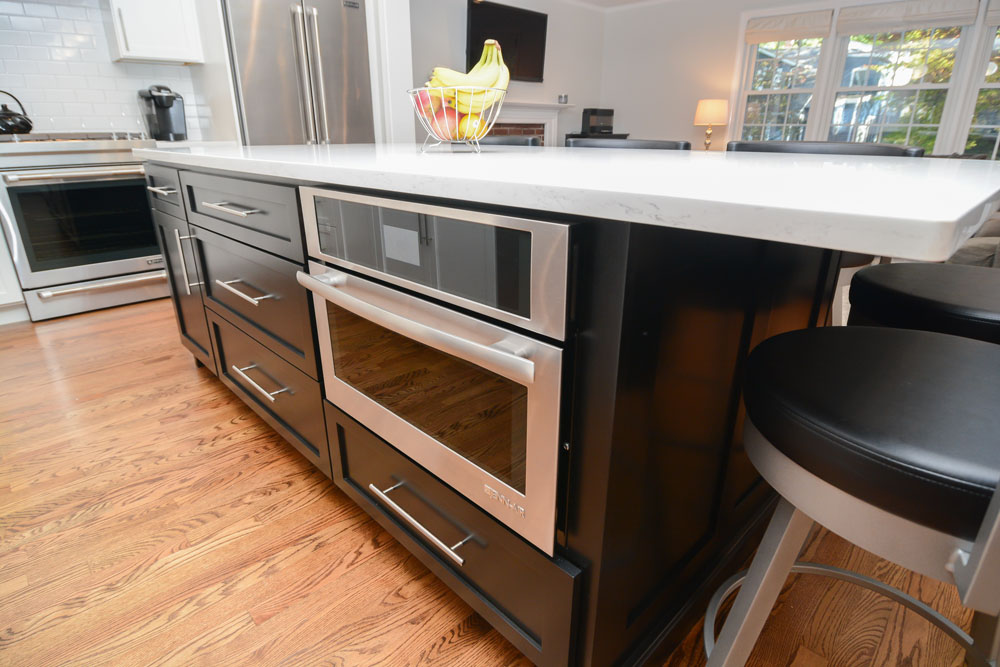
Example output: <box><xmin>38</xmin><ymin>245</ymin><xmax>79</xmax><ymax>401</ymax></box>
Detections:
<box><xmin>297</xmin><ymin>188</ymin><xmax>569</xmax><ymax>554</ymax></box>
<box><xmin>1</xmin><ymin>163</ymin><xmax>167</xmax><ymax>320</ymax></box>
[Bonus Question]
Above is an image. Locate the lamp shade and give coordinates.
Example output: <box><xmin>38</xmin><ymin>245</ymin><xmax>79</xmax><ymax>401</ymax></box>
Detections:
<box><xmin>694</xmin><ymin>99</ymin><xmax>729</xmax><ymax>126</ymax></box>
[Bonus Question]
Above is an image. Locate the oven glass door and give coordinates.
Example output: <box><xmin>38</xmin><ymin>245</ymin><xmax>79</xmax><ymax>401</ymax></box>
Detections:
<box><xmin>301</xmin><ymin>187</ymin><xmax>569</xmax><ymax>341</ymax></box>
<box><xmin>299</xmin><ymin>262</ymin><xmax>562</xmax><ymax>554</ymax></box>
<box><xmin>7</xmin><ymin>176</ymin><xmax>157</xmax><ymax>273</ymax></box>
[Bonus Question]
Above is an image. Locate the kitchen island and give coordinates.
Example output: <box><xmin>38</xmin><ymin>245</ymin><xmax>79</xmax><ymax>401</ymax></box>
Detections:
<box><xmin>135</xmin><ymin>143</ymin><xmax>1000</xmax><ymax>667</ymax></box>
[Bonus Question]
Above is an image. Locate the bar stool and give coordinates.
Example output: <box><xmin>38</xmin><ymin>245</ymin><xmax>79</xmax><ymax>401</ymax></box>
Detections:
<box><xmin>478</xmin><ymin>135</ymin><xmax>541</xmax><ymax>146</ymax></box>
<box><xmin>849</xmin><ymin>263</ymin><xmax>1000</xmax><ymax>344</ymax></box>
<box><xmin>564</xmin><ymin>137</ymin><xmax>691</xmax><ymax>150</ymax></box>
<box><xmin>705</xmin><ymin>326</ymin><xmax>1000</xmax><ymax>667</ymax></box>
<box><xmin>725</xmin><ymin>140</ymin><xmax>925</xmax><ymax>157</ymax></box>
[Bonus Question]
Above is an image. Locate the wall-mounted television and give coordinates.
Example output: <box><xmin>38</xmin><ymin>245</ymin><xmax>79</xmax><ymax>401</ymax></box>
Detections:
<box><xmin>466</xmin><ymin>1</ymin><xmax>547</xmax><ymax>83</ymax></box>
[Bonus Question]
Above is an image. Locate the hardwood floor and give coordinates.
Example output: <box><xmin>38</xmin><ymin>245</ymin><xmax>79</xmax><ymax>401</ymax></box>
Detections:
<box><xmin>0</xmin><ymin>300</ymin><xmax>975</xmax><ymax>666</ymax></box>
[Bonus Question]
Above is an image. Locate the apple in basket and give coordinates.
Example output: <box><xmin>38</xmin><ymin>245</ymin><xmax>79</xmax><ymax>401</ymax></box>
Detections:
<box><xmin>430</xmin><ymin>107</ymin><xmax>462</xmax><ymax>140</ymax></box>
<box><xmin>414</xmin><ymin>89</ymin><xmax>441</xmax><ymax>119</ymax></box>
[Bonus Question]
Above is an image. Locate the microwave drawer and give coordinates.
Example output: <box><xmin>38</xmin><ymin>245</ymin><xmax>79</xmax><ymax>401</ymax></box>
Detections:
<box><xmin>181</xmin><ymin>171</ymin><xmax>303</xmax><ymax>262</ymax></box>
<box><xmin>209</xmin><ymin>309</ymin><xmax>331</xmax><ymax>478</ymax></box>
<box><xmin>324</xmin><ymin>402</ymin><xmax>579</xmax><ymax>667</ymax></box>
<box><xmin>145</xmin><ymin>163</ymin><xmax>184</xmax><ymax>218</ymax></box>
<box><xmin>194</xmin><ymin>227</ymin><xmax>317</xmax><ymax>379</ymax></box>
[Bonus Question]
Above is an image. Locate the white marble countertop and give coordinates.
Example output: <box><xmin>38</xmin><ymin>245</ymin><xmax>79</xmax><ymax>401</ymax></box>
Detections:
<box><xmin>134</xmin><ymin>143</ymin><xmax>1000</xmax><ymax>261</ymax></box>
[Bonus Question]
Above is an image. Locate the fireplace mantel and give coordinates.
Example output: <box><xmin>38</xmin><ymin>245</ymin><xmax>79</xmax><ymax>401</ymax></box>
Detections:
<box><xmin>496</xmin><ymin>101</ymin><xmax>574</xmax><ymax>146</ymax></box>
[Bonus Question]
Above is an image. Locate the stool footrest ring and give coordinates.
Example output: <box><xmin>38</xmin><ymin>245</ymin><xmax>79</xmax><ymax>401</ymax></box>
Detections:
<box><xmin>704</xmin><ymin>561</ymin><xmax>993</xmax><ymax>667</ymax></box>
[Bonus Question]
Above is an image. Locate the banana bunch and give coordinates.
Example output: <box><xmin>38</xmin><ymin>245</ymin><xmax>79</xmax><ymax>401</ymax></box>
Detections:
<box><xmin>426</xmin><ymin>39</ymin><xmax>510</xmax><ymax>115</ymax></box>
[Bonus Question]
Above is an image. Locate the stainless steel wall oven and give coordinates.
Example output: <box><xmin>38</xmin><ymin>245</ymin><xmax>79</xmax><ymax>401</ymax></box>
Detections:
<box><xmin>297</xmin><ymin>188</ymin><xmax>569</xmax><ymax>554</ymax></box>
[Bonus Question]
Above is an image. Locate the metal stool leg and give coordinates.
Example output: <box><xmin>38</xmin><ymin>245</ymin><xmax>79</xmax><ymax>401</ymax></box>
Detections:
<box><xmin>971</xmin><ymin>612</ymin><xmax>1000</xmax><ymax>665</ymax></box>
<box><xmin>706</xmin><ymin>498</ymin><xmax>813</xmax><ymax>667</ymax></box>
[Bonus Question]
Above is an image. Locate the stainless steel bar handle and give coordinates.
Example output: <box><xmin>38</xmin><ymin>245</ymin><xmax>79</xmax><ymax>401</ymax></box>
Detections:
<box><xmin>214</xmin><ymin>279</ymin><xmax>274</xmax><ymax>306</ymax></box>
<box><xmin>5</xmin><ymin>167</ymin><xmax>145</xmax><ymax>183</ymax></box>
<box><xmin>368</xmin><ymin>482</ymin><xmax>468</xmax><ymax>566</ymax></box>
<box><xmin>290</xmin><ymin>4</ymin><xmax>317</xmax><ymax>145</ymax></box>
<box><xmin>200</xmin><ymin>201</ymin><xmax>261</xmax><ymax>218</ymax></box>
<box><xmin>231</xmin><ymin>364</ymin><xmax>289</xmax><ymax>403</ymax></box>
<box><xmin>297</xmin><ymin>270</ymin><xmax>535</xmax><ymax>385</ymax></box>
<box><xmin>172</xmin><ymin>229</ymin><xmax>201</xmax><ymax>296</ymax></box>
<box><xmin>305</xmin><ymin>6</ymin><xmax>329</xmax><ymax>144</ymax></box>
<box><xmin>146</xmin><ymin>185</ymin><xmax>177</xmax><ymax>196</ymax></box>
<box><xmin>37</xmin><ymin>270</ymin><xmax>166</xmax><ymax>299</ymax></box>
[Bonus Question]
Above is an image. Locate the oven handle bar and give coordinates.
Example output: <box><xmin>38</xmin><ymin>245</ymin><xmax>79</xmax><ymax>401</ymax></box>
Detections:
<box><xmin>296</xmin><ymin>270</ymin><xmax>535</xmax><ymax>386</ymax></box>
<box><xmin>37</xmin><ymin>270</ymin><xmax>166</xmax><ymax>299</ymax></box>
<box><xmin>368</xmin><ymin>481</ymin><xmax>468</xmax><ymax>566</ymax></box>
<box><xmin>4</xmin><ymin>167</ymin><xmax>145</xmax><ymax>183</ymax></box>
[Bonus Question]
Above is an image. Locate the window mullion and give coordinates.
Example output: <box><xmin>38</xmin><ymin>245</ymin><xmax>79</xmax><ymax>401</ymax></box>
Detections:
<box><xmin>943</xmin><ymin>6</ymin><xmax>993</xmax><ymax>154</ymax></box>
<box><xmin>806</xmin><ymin>26</ymin><xmax>845</xmax><ymax>141</ymax></box>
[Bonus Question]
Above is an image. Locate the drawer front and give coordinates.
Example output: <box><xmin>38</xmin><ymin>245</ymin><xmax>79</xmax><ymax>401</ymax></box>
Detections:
<box><xmin>209</xmin><ymin>309</ymin><xmax>330</xmax><ymax>477</ymax></box>
<box><xmin>325</xmin><ymin>402</ymin><xmax>579</xmax><ymax>667</ymax></box>
<box><xmin>181</xmin><ymin>171</ymin><xmax>303</xmax><ymax>262</ymax></box>
<box><xmin>145</xmin><ymin>164</ymin><xmax>184</xmax><ymax>217</ymax></box>
<box><xmin>194</xmin><ymin>226</ymin><xmax>317</xmax><ymax>378</ymax></box>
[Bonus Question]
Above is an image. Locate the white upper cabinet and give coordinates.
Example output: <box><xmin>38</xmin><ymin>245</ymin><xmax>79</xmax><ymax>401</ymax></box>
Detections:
<box><xmin>106</xmin><ymin>0</ymin><xmax>204</xmax><ymax>64</ymax></box>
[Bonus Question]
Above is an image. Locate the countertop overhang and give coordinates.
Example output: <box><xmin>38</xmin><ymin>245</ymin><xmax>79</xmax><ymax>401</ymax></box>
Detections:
<box><xmin>134</xmin><ymin>143</ymin><xmax>1000</xmax><ymax>261</ymax></box>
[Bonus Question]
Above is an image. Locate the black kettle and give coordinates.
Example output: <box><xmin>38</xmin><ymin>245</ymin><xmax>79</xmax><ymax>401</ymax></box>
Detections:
<box><xmin>0</xmin><ymin>91</ymin><xmax>32</xmax><ymax>135</ymax></box>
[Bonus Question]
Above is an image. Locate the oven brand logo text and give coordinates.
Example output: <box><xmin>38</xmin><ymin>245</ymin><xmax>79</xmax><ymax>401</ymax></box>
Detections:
<box><xmin>484</xmin><ymin>484</ymin><xmax>525</xmax><ymax>518</ymax></box>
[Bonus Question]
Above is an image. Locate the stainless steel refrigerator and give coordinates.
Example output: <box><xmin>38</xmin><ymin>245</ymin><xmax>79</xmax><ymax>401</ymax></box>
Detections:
<box><xmin>224</xmin><ymin>0</ymin><xmax>375</xmax><ymax>145</ymax></box>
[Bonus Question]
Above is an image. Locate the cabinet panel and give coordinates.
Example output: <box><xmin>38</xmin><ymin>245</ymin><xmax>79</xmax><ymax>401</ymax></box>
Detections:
<box><xmin>210</xmin><ymin>309</ymin><xmax>330</xmax><ymax>477</ymax></box>
<box><xmin>109</xmin><ymin>0</ymin><xmax>204</xmax><ymax>64</ymax></box>
<box><xmin>326</xmin><ymin>402</ymin><xmax>579</xmax><ymax>667</ymax></box>
<box><xmin>152</xmin><ymin>209</ymin><xmax>215</xmax><ymax>373</ymax></box>
<box><xmin>193</xmin><ymin>226</ymin><xmax>317</xmax><ymax>378</ymax></box>
<box><xmin>181</xmin><ymin>171</ymin><xmax>303</xmax><ymax>262</ymax></box>
<box><xmin>145</xmin><ymin>164</ymin><xmax>184</xmax><ymax>218</ymax></box>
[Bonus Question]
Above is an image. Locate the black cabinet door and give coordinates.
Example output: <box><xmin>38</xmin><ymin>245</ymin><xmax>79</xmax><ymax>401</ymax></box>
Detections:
<box><xmin>153</xmin><ymin>209</ymin><xmax>215</xmax><ymax>373</ymax></box>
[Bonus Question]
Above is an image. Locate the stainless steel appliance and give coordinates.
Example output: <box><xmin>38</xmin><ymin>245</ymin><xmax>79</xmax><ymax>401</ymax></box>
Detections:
<box><xmin>224</xmin><ymin>0</ymin><xmax>375</xmax><ymax>146</ymax></box>
<box><xmin>138</xmin><ymin>85</ymin><xmax>187</xmax><ymax>141</ymax></box>
<box><xmin>297</xmin><ymin>188</ymin><xmax>569</xmax><ymax>554</ymax></box>
<box><xmin>0</xmin><ymin>134</ymin><xmax>168</xmax><ymax>320</ymax></box>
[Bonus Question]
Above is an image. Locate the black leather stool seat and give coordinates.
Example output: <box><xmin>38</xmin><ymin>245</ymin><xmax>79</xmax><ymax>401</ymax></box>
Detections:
<box><xmin>849</xmin><ymin>263</ymin><xmax>1000</xmax><ymax>343</ymax></box>
<box><xmin>744</xmin><ymin>327</ymin><xmax>1000</xmax><ymax>541</ymax></box>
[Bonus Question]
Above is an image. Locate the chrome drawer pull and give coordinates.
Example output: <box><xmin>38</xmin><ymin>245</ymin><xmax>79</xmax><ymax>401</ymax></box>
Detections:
<box><xmin>37</xmin><ymin>270</ymin><xmax>166</xmax><ymax>299</ymax></box>
<box><xmin>230</xmin><ymin>364</ymin><xmax>289</xmax><ymax>403</ymax></box>
<box><xmin>368</xmin><ymin>481</ymin><xmax>472</xmax><ymax>567</ymax></box>
<box><xmin>215</xmin><ymin>279</ymin><xmax>274</xmax><ymax>306</ymax></box>
<box><xmin>201</xmin><ymin>201</ymin><xmax>261</xmax><ymax>218</ymax></box>
<box><xmin>173</xmin><ymin>230</ymin><xmax>202</xmax><ymax>295</ymax></box>
<box><xmin>146</xmin><ymin>185</ymin><xmax>177</xmax><ymax>196</ymax></box>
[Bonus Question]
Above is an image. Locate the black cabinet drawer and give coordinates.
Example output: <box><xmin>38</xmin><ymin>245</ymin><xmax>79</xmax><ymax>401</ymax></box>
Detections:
<box><xmin>145</xmin><ymin>164</ymin><xmax>184</xmax><ymax>218</ymax></box>
<box><xmin>193</xmin><ymin>227</ymin><xmax>317</xmax><ymax>378</ymax></box>
<box><xmin>209</xmin><ymin>309</ymin><xmax>331</xmax><ymax>477</ymax></box>
<box><xmin>324</xmin><ymin>402</ymin><xmax>579</xmax><ymax>667</ymax></box>
<box><xmin>180</xmin><ymin>171</ymin><xmax>303</xmax><ymax>262</ymax></box>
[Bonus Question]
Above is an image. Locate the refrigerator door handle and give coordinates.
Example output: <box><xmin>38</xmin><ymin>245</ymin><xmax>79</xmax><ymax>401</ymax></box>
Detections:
<box><xmin>305</xmin><ymin>6</ymin><xmax>330</xmax><ymax>145</ymax></box>
<box><xmin>290</xmin><ymin>4</ymin><xmax>317</xmax><ymax>144</ymax></box>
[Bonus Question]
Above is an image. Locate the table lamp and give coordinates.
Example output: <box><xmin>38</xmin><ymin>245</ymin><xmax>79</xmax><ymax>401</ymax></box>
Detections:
<box><xmin>694</xmin><ymin>99</ymin><xmax>729</xmax><ymax>150</ymax></box>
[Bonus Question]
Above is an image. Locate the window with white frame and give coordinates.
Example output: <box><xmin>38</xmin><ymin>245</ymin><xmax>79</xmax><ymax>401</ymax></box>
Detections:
<box><xmin>734</xmin><ymin>0</ymin><xmax>984</xmax><ymax>154</ymax></box>
<box><xmin>965</xmin><ymin>13</ymin><xmax>1000</xmax><ymax>157</ymax></box>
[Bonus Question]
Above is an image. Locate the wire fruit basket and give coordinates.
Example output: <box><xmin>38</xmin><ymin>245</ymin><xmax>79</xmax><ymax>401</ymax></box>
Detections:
<box><xmin>408</xmin><ymin>86</ymin><xmax>507</xmax><ymax>153</ymax></box>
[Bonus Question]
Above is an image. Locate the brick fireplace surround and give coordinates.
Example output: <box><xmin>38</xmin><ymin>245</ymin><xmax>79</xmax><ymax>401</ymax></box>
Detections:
<box><xmin>488</xmin><ymin>123</ymin><xmax>546</xmax><ymax>144</ymax></box>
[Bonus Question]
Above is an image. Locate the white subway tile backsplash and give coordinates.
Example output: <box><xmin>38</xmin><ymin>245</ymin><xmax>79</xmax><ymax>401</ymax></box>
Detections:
<box><xmin>48</xmin><ymin>46</ymin><xmax>78</xmax><ymax>60</ymax></box>
<box><xmin>23</xmin><ymin>3</ymin><xmax>57</xmax><ymax>18</ymax></box>
<box><xmin>66</xmin><ymin>61</ymin><xmax>97</xmax><ymax>75</ymax></box>
<box><xmin>62</xmin><ymin>101</ymin><xmax>92</xmax><ymax>115</ymax></box>
<box><xmin>36</xmin><ymin>60</ymin><xmax>67</xmax><ymax>74</ymax></box>
<box><xmin>61</xmin><ymin>33</ymin><xmax>93</xmax><ymax>48</ymax></box>
<box><xmin>0</xmin><ymin>1</ymin><xmax>23</xmax><ymax>15</ymax></box>
<box><xmin>0</xmin><ymin>30</ymin><xmax>30</xmax><ymax>45</ymax></box>
<box><xmin>11</xmin><ymin>16</ymin><xmax>45</xmax><ymax>31</ymax></box>
<box><xmin>6</xmin><ymin>60</ymin><xmax>39</xmax><ymax>74</ymax></box>
<box><xmin>55</xmin><ymin>5</ymin><xmax>87</xmax><ymax>20</ymax></box>
<box><xmin>86</xmin><ymin>7</ymin><xmax>100</xmax><ymax>22</ymax></box>
<box><xmin>85</xmin><ymin>75</ymin><xmax>115</xmax><ymax>90</ymax></box>
<box><xmin>0</xmin><ymin>44</ymin><xmax>15</xmax><ymax>59</ymax></box>
<box><xmin>17</xmin><ymin>45</ymin><xmax>49</xmax><ymax>60</ymax></box>
<box><xmin>74</xmin><ymin>88</ymin><xmax>103</xmax><ymax>103</ymax></box>
<box><xmin>41</xmin><ymin>18</ymin><xmax>74</xmax><ymax>33</ymax></box>
<box><xmin>30</xmin><ymin>32</ymin><xmax>62</xmax><ymax>46</ymax></box>
<box><xmin>72</xmin><ymin>19</ymin><xmax>96</xmax><ymax>34</ymax></box>
<box><xmin>0</xmin><ymin>73</ymin><xmax>24</xmax><ymax>89</ymax></box>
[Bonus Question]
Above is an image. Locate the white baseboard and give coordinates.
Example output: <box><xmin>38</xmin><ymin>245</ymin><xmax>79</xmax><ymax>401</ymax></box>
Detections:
<box><xmin>0</xmin><ymin>302</ymin><xmax>29</xmax><ymax>326</ymax></box>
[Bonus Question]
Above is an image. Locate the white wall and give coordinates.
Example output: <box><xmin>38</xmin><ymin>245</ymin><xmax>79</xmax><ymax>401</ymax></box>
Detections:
<box><xmin>0</xmin><ymin>0</ymin><xmax>214</xmax><ymax>138</ymax></box>
<box><xmin>409</xmin><ymin>0</ymin><xmax>606</xmax><ymax>139</ymax></box>
<box><xmin>601</xmin><ymin>0</ymin><xmax>808</xmax><ymax>148</ymax></box>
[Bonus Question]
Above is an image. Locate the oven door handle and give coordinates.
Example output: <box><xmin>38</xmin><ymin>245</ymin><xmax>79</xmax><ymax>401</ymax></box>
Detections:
<box><xmin>296</xmin><ymin>270</ymin><xmax>536</xmax><ymax>386</ymax></box>
<box><xmin>4</xmin><ymin>167</ymin><xmax>145</xmax><ymax>183</ymax></box>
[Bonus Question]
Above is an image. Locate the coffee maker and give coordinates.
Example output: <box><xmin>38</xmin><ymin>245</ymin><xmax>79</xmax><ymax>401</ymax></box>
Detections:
<box><xmin>138</xmin><ymin>85</ymin><xmax>187</xmax><ymax>141</ymax></box>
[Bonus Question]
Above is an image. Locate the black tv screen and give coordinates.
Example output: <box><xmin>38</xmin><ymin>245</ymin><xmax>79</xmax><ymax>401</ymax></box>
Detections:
<box><xmin>467</xmin><ymin>1</ymin><xmax>547</xmax><ymax>83</ymax></box>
